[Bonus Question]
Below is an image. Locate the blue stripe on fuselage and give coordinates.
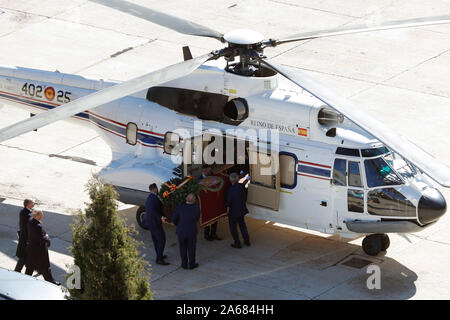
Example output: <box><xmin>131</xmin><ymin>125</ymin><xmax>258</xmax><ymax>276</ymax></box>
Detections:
<box><xmin>0</xmin><ymin>92</ymin><xmax>89</xmax><ymax>119</ymax></box>
<box><xmin>297</xmin><ymin>164</ymin><xmax>331</xmax><ymax>177</ymax></box>
<box><xmin>0</xmin><ymin>92</ymin><xmax>163</xmax><ymax>146</ymax></box>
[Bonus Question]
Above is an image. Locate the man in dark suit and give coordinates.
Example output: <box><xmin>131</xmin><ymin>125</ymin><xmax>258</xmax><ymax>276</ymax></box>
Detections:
<box><xmin>25</xmin><ymin>210</ymin><xmax>59</xmax><ymax>285</ymax></box>
<box><xmin>145</xmin><ymin>183</ymin><xmax>169</xmax><ymax>265</ymax></box>
<box><xmin>226</xmin><ymin>172</ymin><xmax>250</xmax><ymax>248</ymax></box>
<box><xmin>172</xmin><ymin>194</ymin><xmax>201</xmax><ymax>270</ymax></box>
<box><xmin>14</xmin><ymin>199</ymin><xmax>34</xmax><ymax>273</ymax></box>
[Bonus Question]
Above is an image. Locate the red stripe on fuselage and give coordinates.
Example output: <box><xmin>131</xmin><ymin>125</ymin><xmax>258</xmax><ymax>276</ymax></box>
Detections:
<box><xmin>298</xmin><ymin>160</ymin><xmax>331</xmax><ymax>169</ymax></box>
<box><xmin>297</xmin><ymin>173</ymin><xmax>331</xmax><ymax>181</ymax></box>
<box><xmin>91</xmin><ymin>121</ymin><xmax>162</xmax><ymax>149</ymax></box>
<box><xmin>0</xmin><ymin>91</ymin><xmax>165</xmax><ymax>141</ymax></box>
<box><xmin>0</xmin><ymin>90</ymin><xmax>60</xmax><ymax>107</ymax></box>
<box><xmin>87</xmin><ymin>111</ymin><xmax>165</xmax><ymax>137</ymax></box>
<box><xmin>0</xmin><ymin>94</ymin><xmax>89</xmax><ymax>122</ymax></box>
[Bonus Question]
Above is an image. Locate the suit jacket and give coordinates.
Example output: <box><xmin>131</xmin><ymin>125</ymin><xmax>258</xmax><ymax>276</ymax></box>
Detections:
<box><xmin>226</xmin><ymin>182</ymin><xmax>249</xmax><ymax>221</ymax></box>
<box><xmin>16</xmin><ymin>207</ymin><xmax>32</xmax><ymax>258</ymax></box>
<box><xmin>172</xmin><ymin>203</ymin><xmax>201</xmax><ymax>238</ymax></box>
<box><xmin>26</xmin><ymin>218</ymin><xmax>50</xmax><ymax>271</ymax></box>
<box><xmin>145</xmin><ymin>193</ymin><xmax>163</xmax><ymax>230</ymax></box>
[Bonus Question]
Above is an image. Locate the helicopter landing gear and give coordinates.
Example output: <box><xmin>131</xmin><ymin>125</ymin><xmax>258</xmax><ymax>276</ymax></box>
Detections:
<box><xmin>136</xmin><ymin>206</ymin><xmax>148</xmax><ymax>230</ymax></box>
<box><xmin>362</xmin><ymin>233</ymin><xmax>390</xmax><ymax>256</ymax></box>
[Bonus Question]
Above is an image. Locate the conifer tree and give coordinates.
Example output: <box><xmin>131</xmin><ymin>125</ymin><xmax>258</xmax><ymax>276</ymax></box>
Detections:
<box><xmin>68</xmin><ymin>175</ymin><xmax>151</xmax><ymax>300</ymax></box>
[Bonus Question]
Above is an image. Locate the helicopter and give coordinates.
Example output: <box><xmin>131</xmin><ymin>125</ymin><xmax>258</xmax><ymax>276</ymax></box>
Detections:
<box><xmin>0</xmin><ymin>0</ymin><xmax>449</xmax><ymax>256</ymax></box>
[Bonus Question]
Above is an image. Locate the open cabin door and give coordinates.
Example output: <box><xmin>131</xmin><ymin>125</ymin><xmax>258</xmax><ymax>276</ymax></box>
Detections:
<box><xmin>247</xmin><ymin>144</ymin><xmax>280</xmax><ymax>211</ymax></box>
<box><xmin>182</xmin><ymin>132</ymin><xmax>244</xmax><ymax>178</ymax></box>
<box><xmin>182</xmin><ymin>134</ymin><xmax>203</xmax><ymax>178</ymax></box>
<box><xmin>181</xmin><ymin>133</ymin><xmax>281</xmax><ymax>211</ymax></box>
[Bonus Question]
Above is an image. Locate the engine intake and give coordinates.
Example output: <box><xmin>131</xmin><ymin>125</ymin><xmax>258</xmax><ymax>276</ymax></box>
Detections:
<box><xmin>224</xmin><ymin>98</ymin><xmax>248</xmax><ymax>121</ymax></box>
<box><xmin>318</xmin><ymin>107</ymin><xmax>344</xmax><ymax>125</ymax></box>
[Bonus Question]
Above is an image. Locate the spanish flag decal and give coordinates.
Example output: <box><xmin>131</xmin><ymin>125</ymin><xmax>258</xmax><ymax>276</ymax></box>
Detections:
<box><xmin>298</xmin><ymin>128</ymin><xmax>308</xmax><ymax>136</ymax></box>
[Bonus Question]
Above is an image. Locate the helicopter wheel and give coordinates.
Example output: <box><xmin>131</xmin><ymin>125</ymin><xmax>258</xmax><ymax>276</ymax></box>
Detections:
<box><xmin>380</xmin><ymin>234</ymin><xmax>390</xmax><ymax>251</ymax></box>
<box><xmin>362</xmin><ymin>234</ymin><xmax>384</xmax><ymax>256</ymax></box>
<box><xmin>136</xmin><ymin>206</ymin><xmax>149</xmax><ymax>230</ymax></box>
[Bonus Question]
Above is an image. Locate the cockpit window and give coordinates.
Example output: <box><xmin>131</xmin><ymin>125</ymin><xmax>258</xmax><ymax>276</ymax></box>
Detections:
<box><xmin>364</xmin><ymin>157</ymin><xmax>403</xmax><ymax>188</ymax></box>
<box><xmin>336</xmin><ymin>147</ymin><xmax>360</xmax><ymax>157</ymax></box>
<box><xmin>367</xmin><ymin>188</ymin><xmax>416</xmax><ymax>217</ymax></box>
<box><xmin>361</xmin><ymin>147</ymin><xmax>389</xmax><ymax>157</ymax></box>
<box><xmin>384</xmin><ymin>152</ymin><xmax>417</xmax><ymax>180</ymax></box>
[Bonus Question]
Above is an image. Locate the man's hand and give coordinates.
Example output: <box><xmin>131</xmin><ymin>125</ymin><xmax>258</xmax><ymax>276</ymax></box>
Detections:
<box><xmin>161</xmin><ymin>217</ymin><xmax>168</xmax><ymax>223</ymax></box>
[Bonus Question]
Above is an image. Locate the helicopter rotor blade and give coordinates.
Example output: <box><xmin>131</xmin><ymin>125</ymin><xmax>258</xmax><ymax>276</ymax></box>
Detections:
<box><xmin>90</xmin><ymin>0</ymin><xmax>224</xmax><ymax>42</ymax></box>
<box><xmin>271</xmin><ymin>15</ymin><xmax>450</xmax><ymax>46</ymax></box>
<box><xmin>261</xmin><ymin>58</ymin><xmax>450</xmax><ymax>188</ymax></box>
<box><xmin>0</xmin><ymin>53</ymin><xmax>213</xmax><ymax>143</ymax></box>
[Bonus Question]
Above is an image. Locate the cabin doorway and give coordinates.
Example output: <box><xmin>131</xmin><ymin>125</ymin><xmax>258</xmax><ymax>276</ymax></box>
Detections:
<box><xmin>181</xmin><ymin>133</ymin><xmax>280</xmax><ymax>211</ymax></box>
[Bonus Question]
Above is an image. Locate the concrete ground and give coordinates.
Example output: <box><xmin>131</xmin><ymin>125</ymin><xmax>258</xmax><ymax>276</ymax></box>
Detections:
<box><xmin>0</xmin><ymin>0</ymin><xmax>449</xmax><ymax>299</ymax></box>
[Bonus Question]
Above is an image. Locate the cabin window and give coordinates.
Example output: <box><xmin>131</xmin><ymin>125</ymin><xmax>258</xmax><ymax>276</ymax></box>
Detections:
<box><xmin>249</xmin><ymin>151</ymin><xmax>276</xmax><ymax>189</ymax></box>
<box><xmin>164</xmin><ymin>132</ymin><xmax>181</xmax><ymax>155</ymax></box>
<box><xmin>279</xmin><ymin>153</ymin><xmax>296</xmax><ymax>188</ymax></box>
<box><xmin>348</xmin><ymin>161</ymin><xmax>363</xmax><ymax>187</ymax></box>
<box><xmin>332</xmin><ymin>158</ymin><xmax>347</xmax><ymax>186</ymax></box>
<box><xmin>126</xmin><ymin>122</ymin><xmax>137</xmax><ymax>145</ymax></box>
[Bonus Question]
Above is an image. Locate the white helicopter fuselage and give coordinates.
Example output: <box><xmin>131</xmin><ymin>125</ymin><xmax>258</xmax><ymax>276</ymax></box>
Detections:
<box><xmin>0</xmin><ymin>60</ymin><xmax>445</xmax><ymax>239</ymax></box>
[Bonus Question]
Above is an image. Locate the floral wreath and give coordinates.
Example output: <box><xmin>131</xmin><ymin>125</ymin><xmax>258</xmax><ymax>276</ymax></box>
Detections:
<box><xmin>202</xmin><ymin>176</ymin><xmax>224</xmax><ymax>192</ymax></box>
<box><xmin>162</xmin><ymin>176</ymin><xmax>193</xmax><ymax>199</ymax></box>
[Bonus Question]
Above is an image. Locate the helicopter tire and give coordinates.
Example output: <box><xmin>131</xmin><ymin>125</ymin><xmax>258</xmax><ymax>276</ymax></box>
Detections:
<box><xmin>136</xmin><ymin>206</ymin><xmax>149</xmax><ymax>230</ymax></box>
<box><xmin>362</xmin><ymin>234</ymin><xmax>383</xmax><ymax>256</ymax></box>
<box><xmin>380</xmin><ymin>234</ymin><xmax>390</xmax><ymax>251</ymax></box>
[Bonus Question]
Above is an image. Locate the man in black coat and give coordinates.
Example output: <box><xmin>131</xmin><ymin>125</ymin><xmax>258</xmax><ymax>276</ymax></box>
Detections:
<box><xmin>25</xmin><ymin>210</ymin><xmax>59</xmax><ymax>285</ymax></box>
<box><xmin>145</xmin><ymin>183</ymin><xmax>169</xmax><ymax>265</ymax></box>
<box><xmin>226</xmin><ymin>172</ymin><xmax>250</xmax><ymax>248</ymax></box>
<box><xmin>14</xmin><ymin>199</ymin><xmax>34</xmax><ymax>273</ymax></box>
<box><xmin>172</xmin><ymin>194</ymin><xmax>201</xmax><ymax>270</ymax></box>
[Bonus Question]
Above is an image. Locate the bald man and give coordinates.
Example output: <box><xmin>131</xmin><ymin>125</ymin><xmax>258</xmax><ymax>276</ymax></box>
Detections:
<box><xmin>25</xmin><ymin>210</ymin><xmax>59</xmax><ymax>285</ymax></box>
<box><xmin>172</xmin><ymin>194</ymin><xmax>201</xmax><ymax>270</ymax></box>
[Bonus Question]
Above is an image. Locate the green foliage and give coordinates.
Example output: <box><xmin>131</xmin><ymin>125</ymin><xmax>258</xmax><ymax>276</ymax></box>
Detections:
<box><xmin>67</xmin><ymin>175</ymin><xmax>152</xmax><ymax>300</ymax></box>
<box><xmin>159</xmin><ymin>177</ymin><xmax>203</xmax><ymax>207</ymax></box>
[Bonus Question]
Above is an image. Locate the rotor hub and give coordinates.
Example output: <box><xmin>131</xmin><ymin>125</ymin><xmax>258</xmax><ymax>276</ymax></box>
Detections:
<box><xmin>223</xmin><ymin>29</ymin><xmax>264</xmax><ymax>46</ymax></box>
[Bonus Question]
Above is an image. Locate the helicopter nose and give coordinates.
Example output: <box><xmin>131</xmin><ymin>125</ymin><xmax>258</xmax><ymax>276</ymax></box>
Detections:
<box><xmin>418</xmin><ymin>188</ymin><xmax>447</xmax><ymax>225</ymax></box>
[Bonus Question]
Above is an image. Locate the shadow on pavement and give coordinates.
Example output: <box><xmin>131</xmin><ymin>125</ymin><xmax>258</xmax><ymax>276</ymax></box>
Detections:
<box><xmin>0</xmin><ymin>202</ymin><xmax>419</xmax><ymax>299</ymax></box>
<box><xmin>121</xmin><ymin>206</ymin><xmax>418</xmax><ymax>300</ymax></box>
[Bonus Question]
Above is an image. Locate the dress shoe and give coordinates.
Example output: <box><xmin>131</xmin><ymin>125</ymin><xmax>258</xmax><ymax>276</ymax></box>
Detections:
<box><xmin>244</xmin><ymin>241</ymin><xmax>251</xmax><ymax>246</ymax></box>
<box><xmin>181</xmin><ymin>265</ymin><xmax>188</xmax><ymax>270</ymax></box>
<box><xmin>204</xmin><ymin>235</ymin><xmax>213</xmax><ymax>241</ymax></box>
<box><xmin>162</xmin><ymin>255</ymin><xmax>168</xmax><ymax>259</ymax></box>
<box><xmin>189</xmin><ymin>263</ymin><xmax>199</xmax><ymax>270</ymax></box>
<box><xmin>212</xmin><ymin>234</ymin><xmax>222</xmax><ymax>241</ymax></box>
<box><xmin>156</xmin><ymin>260</ymin><xmax>170</xmax><ymax>266</ymax></box>
<box><xmin>231</xmin><ymin>243</ymin><xmax>242</xmax><ymax>249</ymax></box>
